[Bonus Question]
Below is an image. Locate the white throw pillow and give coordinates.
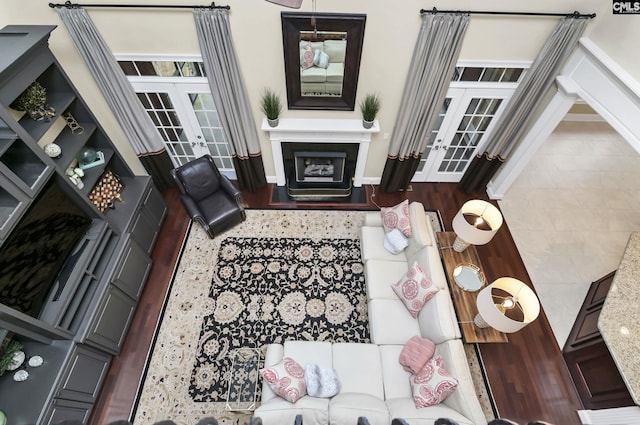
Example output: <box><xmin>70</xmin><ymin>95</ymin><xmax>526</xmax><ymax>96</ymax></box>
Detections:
<box><xmin>304</xmin><ymin>363</ymin><xmax>340</xmax><ymax>397</ymax></box>
<box><xmin>383</xmin><ymin>228</ymin><xmax>409</xmax><ymax>254</ymax></box>
<box><xmin>313</xmin><ymin>49</ymin><xmax>330</xmax><ymax>69</ymax></box>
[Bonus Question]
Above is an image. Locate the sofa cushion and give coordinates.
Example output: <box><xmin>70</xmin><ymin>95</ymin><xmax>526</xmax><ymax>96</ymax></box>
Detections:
<box><xmin>392</xmin><ymin>262</ymin><xmax>439</xmax><ymax>318</ymax></box>
<box><xmin>385</xmin><ymin>398</ymin><xmax>475</xmax><ymax>425</ymax></box>
<box><xmin>332</xmin><ymin>343</ymin><xmax>384</xmax><ymax>398</ymax></box>
<box><xmin>435</xmin><ymin>340</ymin><xmax>488</xmax><ymax>425</ymax></box>
<box><xmin>405</xmin><ymin>203</ymin><xmax>435</xmax><ymax>260</ymax></box>
<box><xmin>411</xmin><ymin>354</ymin><xmax>458</xmax><ymax>408</ymax></box>
<box><xmin>323</xmin><ymin>39</ymin><xmax>346</xmax><ymax>63</ymax></box>
<box><xmin>380</xmin><ymin>344</ymin><xmax>477</xmax><ymax>425</ymax></box>
<box><xmin>260</xmin><ymin>357</ymin><xmax>307</xmax><ymax>403</ymax></box>
<box><xmin>361</xmin><ymin>226</ymin><xmax>407</xmax><ymax>262</ymax></box>
<box><xmin>400</xmin><ymin>336</ymin><xmax>436</xmax><ymax>374</ymax></box>
<box><xmin>407</xmin><ymin>246</ymin><xmax>448</xmax><ymax>291</ymax></box>
<box><xmin>301</xmin><ymin>66</ymin><xmax>328</xmax><ymax>83</ymax></box>
<box><xmin>381</xmin><ymin>199</ymin><xmax>412</xmax><ymax>237</ymax></box>
<box><xmin>365</xmin><ymin>260</ymin><xmax>408</xmax><ymax>300</ymax></box>
<box><xmin>417</xmin><ymin>290</ymin><xmax>460</xmax><ymax>344</ymax></box>
<box><xmin>330</xmin><ymin>393</ymin><xmax>389</xmax><ymax>425</ymax></box>
<box><xmin>254</xmin><ymin>396</ymin><xmax>330</xmax><ymax>425</ymax></box>
<box><xmin>368</xmin><ymin>299</ymin><xmax>420</xmax><ymax>345</ymax></box>
<box><xmin>326</xmin><ymin>62</ymin><xmax>344</xmax><ymax>83</ymax></box>
<box><xmin>364</xmin><ymin>211</ymin><xmax>383</xmax><ymax>227</ymax></box>
<box><xmin>283</xmin><ymin>341</ymin><xmax>333</xmax><ymax>367</ymax></box>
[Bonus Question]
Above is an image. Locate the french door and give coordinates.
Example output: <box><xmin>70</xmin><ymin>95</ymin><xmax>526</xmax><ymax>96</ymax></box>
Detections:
<box><xmin>130</xmin><ymin>81</ymin><xmax>236</xmax><ymax>178</ymax></box>
<box><xmin>413</xmin><ymin>88</ymin><xmax>513</xmax><ymax>182</ymax></box>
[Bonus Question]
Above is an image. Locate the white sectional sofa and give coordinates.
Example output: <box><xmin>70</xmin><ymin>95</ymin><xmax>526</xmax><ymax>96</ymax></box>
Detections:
<box><xmin>299</xmin><ymin>39</ymin><xmax>346</xmax><ymax>96</ymax></box>
<box><xmin>253</xmin><ymin>202</ymin><xmax>487</xmax><ymax>425</ymax></box>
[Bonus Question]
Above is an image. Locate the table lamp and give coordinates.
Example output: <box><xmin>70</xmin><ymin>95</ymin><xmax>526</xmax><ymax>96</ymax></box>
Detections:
<box><xmin>452</xmin><ymin>200</ymin><xmax>503</xmax><ymax>252</ymax></box>
<box><xmin>474</xmin><ymin>277</ymin><xmax>540</xmax><ymax>333</ymax></box>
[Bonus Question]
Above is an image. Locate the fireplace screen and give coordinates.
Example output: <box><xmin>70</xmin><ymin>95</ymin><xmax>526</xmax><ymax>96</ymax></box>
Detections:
<box><xmin>294</xmin><ymin>151</ymin><xmax>346</xmax><ymax>183</ymax></box>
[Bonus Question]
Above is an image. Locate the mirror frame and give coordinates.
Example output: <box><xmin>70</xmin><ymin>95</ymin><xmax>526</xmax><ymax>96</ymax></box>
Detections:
<box><xmin>281</xmin><ymin>12</ymin><xmax>366</xmax><ymax>111</ymax></box>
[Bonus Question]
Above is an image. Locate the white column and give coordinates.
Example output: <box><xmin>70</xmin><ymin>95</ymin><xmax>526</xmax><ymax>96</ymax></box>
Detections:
<box><xmin>486</xmin><ymin>78</ymin><xmax>578</xmax><ymax>200</ymax></box>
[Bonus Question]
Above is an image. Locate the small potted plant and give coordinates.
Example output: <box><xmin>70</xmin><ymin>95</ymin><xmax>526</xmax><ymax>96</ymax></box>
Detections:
<box><xmin>260</xmin><ymin>88</ymin><xmax>283</xmax><ymax>128</ymax></box>
<box><xmin>360</xmin><ymin>93</ymin><xmax>381</xmax><ymax>129</ymax></box>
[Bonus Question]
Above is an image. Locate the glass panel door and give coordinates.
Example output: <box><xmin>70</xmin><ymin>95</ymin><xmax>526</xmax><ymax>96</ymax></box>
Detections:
<box><xmin>413</xmin><ymin>88</ymin><xmax>513</xmax><ymax>182</ymax></box>
<box><xmin>130</xmin><ymin>81</ymin><xmax>235</xmax><ymax>178</ymax></box>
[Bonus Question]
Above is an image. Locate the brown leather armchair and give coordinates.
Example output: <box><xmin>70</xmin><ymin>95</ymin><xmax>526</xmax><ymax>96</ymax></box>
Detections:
<box><xmin>170</xmin><ymin>155</ymin><xmax>246</xmax><ymax>238</ymax></box>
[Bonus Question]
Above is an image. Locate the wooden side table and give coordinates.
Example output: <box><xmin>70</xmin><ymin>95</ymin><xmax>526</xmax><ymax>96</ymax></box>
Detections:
<box><xmin>437</xmin><ymin>232</ymin><xmax>508</xmax><ymax>343</ymax></box>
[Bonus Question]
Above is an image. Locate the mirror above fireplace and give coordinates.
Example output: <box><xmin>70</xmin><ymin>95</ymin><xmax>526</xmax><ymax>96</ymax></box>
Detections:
<box><xmin>281</xmin><ymin>12</ymin><xmax>366</xmax><ymax>111</ymax></box>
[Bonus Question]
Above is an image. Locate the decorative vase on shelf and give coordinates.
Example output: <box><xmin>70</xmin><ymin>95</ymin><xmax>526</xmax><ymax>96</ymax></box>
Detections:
<box><xmin>267</xmin><ymin>117</ymin><xmax>279</xmax><ymax>128</ymax></box>
<box><xmin>7</xmin><ymin>350</ymin><xmax>25</xmax><ymax>371</ymax></box>
<box><xmin>362</xmin><ymin>120</ymin><xmax>374</xmax><ymax>129</ymax></box>
<box><xmin>13</xmin><ymin>369</ymin><xmax>28</xmax><ymax>382</ymax></box>
<box><xmin>43</xmin><ymin>142</ymin><xmax>62</xmax><ymax>158</ymax></box>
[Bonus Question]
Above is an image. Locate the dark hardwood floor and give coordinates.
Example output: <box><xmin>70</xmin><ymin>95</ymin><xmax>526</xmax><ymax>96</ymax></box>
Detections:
<box><xmin>89</xmin><ymin>183</ymin><xmax>583</xmax><ymax>425</ymax></box>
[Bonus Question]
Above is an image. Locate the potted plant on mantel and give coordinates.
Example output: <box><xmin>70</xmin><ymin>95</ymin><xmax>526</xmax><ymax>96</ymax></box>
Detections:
<box><xmin>360</xmin><ymin>93</ymin><xmax>381</xmax><ymax>129</ymax></box>
<box><xmin>260</xmin><ymin>88</ymin><xmax>283</xmax><ymax>128</ymax></box>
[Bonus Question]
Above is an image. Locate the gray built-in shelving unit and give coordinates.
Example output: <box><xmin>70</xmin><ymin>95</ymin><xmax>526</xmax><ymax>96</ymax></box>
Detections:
<box><xmin>0</xmin><ymin>25</ymin><xmax>167</xmax><ymax>424</ymax></box>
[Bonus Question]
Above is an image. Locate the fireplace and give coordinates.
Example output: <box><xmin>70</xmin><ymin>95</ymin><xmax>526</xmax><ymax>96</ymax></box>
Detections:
<box><xmin>294</xmin><ymin>152</ymin><xmax>346</xmax><ymax>183</ymax></box>
<box><xmin>282</xmin><ymin>143</ymin><xmax>357</xmax><ymax>199</ymax></box>
<box><xmin>262</xmin><ymin>118</ymin><xmax>379</xmax><ymax>194</ymax></box>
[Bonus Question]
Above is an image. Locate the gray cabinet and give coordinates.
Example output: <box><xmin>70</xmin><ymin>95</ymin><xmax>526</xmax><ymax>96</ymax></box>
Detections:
<box><xmin>84</xmin><ymin>285</ymin><xmax>137</xmax><ymax>354</ymax></box>
<box><xmin>43</xmin><ymin>399</ymin><xmax>93</xmax><ymax>425</ymax></box>
<box><xmin>56</xmin><ymin>344</ymin><xmax>111</xmax><ymax>403</ymax></box>
<box><xmin>0</xmin><ymin>25</ymin><xmax>166</xmax><ymax>424</ymax></box>
<box><xmin>130</xmin><ymin>182</ymin><xmax>167</xmax><ymax>253</ymax></box>
<box><xmin>112</xmin><ymin>235</ymin><xmax>153</xmax><ymax>300</ymax></box>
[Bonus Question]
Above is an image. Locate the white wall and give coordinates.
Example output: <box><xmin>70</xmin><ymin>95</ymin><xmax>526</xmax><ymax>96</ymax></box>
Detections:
<box><xmin>0</xmin><ymin>0</ymin><xmax>621</xmax><ymax>179</ymax></box>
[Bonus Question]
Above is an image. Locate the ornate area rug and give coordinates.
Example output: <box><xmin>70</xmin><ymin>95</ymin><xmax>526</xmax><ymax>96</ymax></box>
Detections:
<box><xmin>133</xmin><ymin>210</ymin><xmax>366</xmax><ymax>425</ymax></box>
<box><xmin>189</xmin><ymin>236</ymin><xmax>369</xmax><ymax>402</ymax></box>
<box><xmin>133</xmin><ymin>209</ymin><xmax>494</xmax><ymax>425</ymax></box>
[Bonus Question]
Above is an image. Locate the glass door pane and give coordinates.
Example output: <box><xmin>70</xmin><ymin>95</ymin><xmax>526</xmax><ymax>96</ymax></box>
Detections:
<box><xmin>414</xmin><ymin>88</ymin><xmax>513</xmax><ymax>182</ymax></box>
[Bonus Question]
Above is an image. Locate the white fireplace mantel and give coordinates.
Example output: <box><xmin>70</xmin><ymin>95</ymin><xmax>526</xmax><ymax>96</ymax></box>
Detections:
<box><xmin>261</xmin><ymin>118</ymin><xmax>379</xmax><ymax>187</ymax></box>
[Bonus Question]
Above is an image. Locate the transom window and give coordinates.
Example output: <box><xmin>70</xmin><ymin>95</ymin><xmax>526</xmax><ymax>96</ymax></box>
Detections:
<box><xmin>119</xmin><ymin>60</ymin><xmax>207</xmax><ymax>78</ymax></box>
<box><xmin>453</xmin><ymin>66</ymin><xmax>525</xmax><ymax>83</ymax></box>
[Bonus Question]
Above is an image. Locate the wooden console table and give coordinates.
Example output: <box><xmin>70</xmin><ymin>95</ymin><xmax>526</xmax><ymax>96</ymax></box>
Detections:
<box><xmin>436</xmin><ymin>232</ymin><xmax>508</xmax><ymax>343</ymax></box>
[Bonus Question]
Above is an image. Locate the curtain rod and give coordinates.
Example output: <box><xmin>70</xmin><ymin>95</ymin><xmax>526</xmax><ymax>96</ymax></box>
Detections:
<box><xmin>420</xmin><ymin>7</ymin><xmax>595</xmax><ymax>19</ymax></box>
<box><xmin>49</xmin><ymin>1</ymin><xmax>230</xmax><ymax>10</ymax></box>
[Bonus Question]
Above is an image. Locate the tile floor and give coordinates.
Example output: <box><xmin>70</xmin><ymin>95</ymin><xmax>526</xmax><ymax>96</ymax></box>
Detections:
<box><xmin>498</xmin><ymin>120</ymin><xmax>640</xmax><ymax>347</ymax></box>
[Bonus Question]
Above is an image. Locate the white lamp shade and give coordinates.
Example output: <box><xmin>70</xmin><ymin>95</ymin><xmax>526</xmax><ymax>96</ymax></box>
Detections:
<box><xmin>475</xmin><ymin>277</ymin><xmax>540</xmax><ymax>333</ymax></box>
<box><xmin>452</xmin><ymin>200</ymin><xmax>503</xmax><ymax>246</ymax></box>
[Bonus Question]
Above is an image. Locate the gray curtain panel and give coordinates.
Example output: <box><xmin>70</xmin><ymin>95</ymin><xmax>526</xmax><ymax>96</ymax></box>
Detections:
<box><xmin>459</xmin><ymin>16</ymin><xmax>589</xmax><ymax>194</ymax></box>
<box><xmin>57</xmin><ymin>7</ymin><xmax>175</xmax><ymax>190</ymax></box>
<box><xmin>193</xmin><ymin>8</ymin><xmax>267</xmax><ymax>192</ymax></box>
<box><xmin>380</xmin><ymin>12</ymin><xmax>469</xmax><ymax>192</ymax></box>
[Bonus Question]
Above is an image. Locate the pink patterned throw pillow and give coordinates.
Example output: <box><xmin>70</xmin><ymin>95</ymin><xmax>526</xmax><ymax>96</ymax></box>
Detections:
<box><xmin>411</xmin><ymin>355</ymin><xmax>458</xmax><ymax>408</ymax></box>
<box><xmin>399</xmin><ymin>336</ymin><xmax>436</xmax><ymax>374</ymax></box>
<box><xmin>260</xmin><ymin>357</ymin><xmax>307</xmax><ymax>403</ymax></box>
<box><xmin>392</xmin><ymin>262</ymin><xmax>438</xmax><ymax>318</ymax></box>
<box><xmin>300</xmin><ymin>42</ymin><xmax>314</xmax><ymax>70</ymax></box>
<box><xmin>381</xmin><ymin>199</ymin><xmax>412</xmax><ymax>237</ymax></box>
